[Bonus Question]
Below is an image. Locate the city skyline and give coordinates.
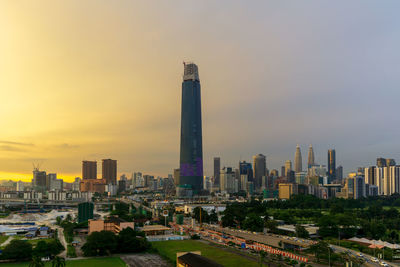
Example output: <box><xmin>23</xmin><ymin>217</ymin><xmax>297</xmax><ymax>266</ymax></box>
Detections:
<box><xmin>2</xmin><ymin>1</ymin><xmax>400</xmax><ymax>182</ymax></box>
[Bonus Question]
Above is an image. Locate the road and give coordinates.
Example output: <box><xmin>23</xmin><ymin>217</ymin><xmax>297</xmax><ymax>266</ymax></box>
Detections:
<box><xmin>331</xmin><ymin>244</ymin><xmax>399</xmax><ymax>267</ymax></box>
<box><xmin>57</xmin><ymin>227</ymin><xmax>67</xmax><ymax>258</ymax></box>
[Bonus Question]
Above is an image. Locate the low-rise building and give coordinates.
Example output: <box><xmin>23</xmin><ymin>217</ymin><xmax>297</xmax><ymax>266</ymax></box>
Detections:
<box><xmin>88</xmin><ymin>217</ymin><xmax>134</xmax><ymax>234</ymax></box>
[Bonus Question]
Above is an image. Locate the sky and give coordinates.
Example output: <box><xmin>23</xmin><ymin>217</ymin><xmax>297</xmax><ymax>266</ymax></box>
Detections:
<box><xmin>1</xmin><ymin>1</ymin><xmax>400</xmax><ymax>182</ymax></box>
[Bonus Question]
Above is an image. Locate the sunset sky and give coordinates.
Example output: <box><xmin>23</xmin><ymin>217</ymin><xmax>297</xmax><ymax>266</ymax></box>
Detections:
<box><xmin>1</xmin><ymin>1</ymin><xmax>400</xmax><ymax>182</ymax></box>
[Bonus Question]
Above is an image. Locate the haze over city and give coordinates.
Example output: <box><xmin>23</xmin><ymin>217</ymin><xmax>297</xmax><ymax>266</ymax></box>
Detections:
<box><xmin>1</xmin><ymin>1</ymin><xmax>400</xmax><ymax>182</ymax></box>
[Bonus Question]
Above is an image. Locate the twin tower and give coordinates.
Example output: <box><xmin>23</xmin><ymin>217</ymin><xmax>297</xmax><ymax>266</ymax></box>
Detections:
<box><xmin>178</xmin><ymin>63</ymin><xmax>203</xmax><ymax>196</ymax></box>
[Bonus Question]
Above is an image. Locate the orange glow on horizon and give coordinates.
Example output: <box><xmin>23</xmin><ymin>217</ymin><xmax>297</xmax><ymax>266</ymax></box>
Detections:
<box><xmin>0</xmin><ymin>172</ymin><xmax>78</xmax><ymax>183</ymax></box>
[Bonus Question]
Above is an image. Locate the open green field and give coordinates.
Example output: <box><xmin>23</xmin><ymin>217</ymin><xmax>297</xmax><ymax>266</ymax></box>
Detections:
<box><xmin>153</xmin><ymin>240</ymin><xmax>261</xmax><ymax>267</ymax></box>
<box><xmin>0</xmin><ymin>257</ymin><xmax>126</xmax><ymax>267</ymax></box>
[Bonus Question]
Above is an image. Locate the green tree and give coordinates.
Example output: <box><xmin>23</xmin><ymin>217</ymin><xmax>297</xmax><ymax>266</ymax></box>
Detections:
<box><xmin>309</xmin><ymin>241</ymin><xmax>331</xmax><ymax>263</ymax></box>
<box><xmin>295</xmin><ymin>225</ymin><xmax>309</xmax><ymax>238</ymax></box>
<box><xmin>209</xmin><ymin>210</ymin><xmax>218</xmax><ymax>223</ymax></box>
<box><xmin>29</xmin><ymin>256</ymin><xmax>44</xmax><ymax>267</ymax></box>
<box><xmin>33</xmin><ymin>240</ymin><xmax>49</xmax><ymax>258</ymax></box>
<box><xmin>2</xmin><ymin>239</ymin><xmax>33</xmax><ymax>260</ymax></box>
<box><xmin>193</xmin><ymin>207</ymin><xmax>210</xmax><ymax>223</ymax></box>
<box><xmin>82</xmin><ymin>230</ymin><xmax>118</xmax><ymax>256</ymax></box>
<box><xmin>52</xmin><ymin>256</ymin><xmax>66</xmax><ymax>267</ymax></box>
<box><xmin>243</xmin><ymin>213</ymin><xmax>264</xmax><ymax>232</ymax></box>
<box><xmin>259</xmin><ymin>250</ymin><xmax>266</xmax><ymax>267</ymax></box>
<box><xmin>117</xmin><ymin>227</ymin><xmax>150</xmax><ymax>253</ymax></box>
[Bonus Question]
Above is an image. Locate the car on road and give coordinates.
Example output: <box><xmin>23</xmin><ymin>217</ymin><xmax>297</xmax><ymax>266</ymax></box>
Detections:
<box><xmin>371</xmin><ymin>257</ymin><xmax>379</xmax><ymax>263</ymax></box>
<box><xmin>379</xmin><ymin>261</ymin><xmax>389</xmax><ymax>267</ymax></box>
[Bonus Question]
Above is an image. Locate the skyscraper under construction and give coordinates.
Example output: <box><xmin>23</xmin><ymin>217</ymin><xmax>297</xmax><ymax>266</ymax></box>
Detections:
<box><xmin>179</xmin><ymin>62</ymin><xmax>203</xmax><ymax>195</ymax></box>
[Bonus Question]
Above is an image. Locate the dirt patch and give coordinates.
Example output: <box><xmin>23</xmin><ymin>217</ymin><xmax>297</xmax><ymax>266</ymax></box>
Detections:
<box><xmin>121</xmin><ymin>253</ymin><xmax>172</xmax><ymax>267</ymax></box>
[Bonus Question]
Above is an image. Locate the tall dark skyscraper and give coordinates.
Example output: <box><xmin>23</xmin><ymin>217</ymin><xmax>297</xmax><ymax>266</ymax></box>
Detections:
<box><xmin>307</xmin><ymin>144</ymin><xmax>315</xmax><ymax>169</ymax></box>
<box><xmin>239</xmin><ymin>161</ymin><xmax>253</xmax><ymax>181</ymax></box>
<box><xmin>213</xmin><ymin>157</ymin><xmax>221</xmax><ymax>186</ymax></box>
<box><xmin>102</xmin><ymin>159</ymin><xmax>117</xmax><ymax>185</ymax></box>
<box><xmin>336</xmin><ymin>165</ymin><xmax>343</xmax><ymax>183</ymax></box>
<box><xmin>82</xmin><ymin>161</ymin><xmax>97</xmax><ymax>180</ymax></box>
<box><xmin>179</xmin><ymin>63</ymin><xmax>203</xmax><ymax>194</ymax></box>
<box><xmin>253</xmin><ymin>154</ymin><xmax>266</xmax><ymax>191</ymax></box>
<box><xmin>328</xmin><ymin>149</ymin><xmax>336</xmax><ymax>182</ymax></box>
<box><xmin>294</xmin><ymin>145</ymin><xmax>302</xmax><ymax>173</ymax></box>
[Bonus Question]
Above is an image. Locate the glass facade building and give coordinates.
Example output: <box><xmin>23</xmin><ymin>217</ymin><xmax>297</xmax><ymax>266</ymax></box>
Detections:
<box><xmin>179</xmin><ymin>63</ymin><xmax>203</xmax><ymax>194</ymax></box>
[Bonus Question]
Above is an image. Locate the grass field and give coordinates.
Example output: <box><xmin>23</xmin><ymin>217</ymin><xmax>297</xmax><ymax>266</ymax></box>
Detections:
<box><xmin>0</xmin><ymin>257</ymin><xmax>126</xmax><ymax>267</ymax></box>
<box><xmin>152</xmin><ymin>240</ymin><xmax>262</xmax><ymax>267</ymax></box>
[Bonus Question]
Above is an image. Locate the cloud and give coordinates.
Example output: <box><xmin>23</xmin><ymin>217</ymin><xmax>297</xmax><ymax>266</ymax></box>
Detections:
<box><xmin>0</xmin><ymin>141</ymin><xmax>34</xmax><ymax>146</ymax></box>
<box><xmin>55</xmin><ymin>143</ymin><xmax>79</xmax><ymax>149</ymax></box>
<box><xmin>0</xmin><ymin>145</ymin><xmax>26</xmax><ymax>152</ymax></box>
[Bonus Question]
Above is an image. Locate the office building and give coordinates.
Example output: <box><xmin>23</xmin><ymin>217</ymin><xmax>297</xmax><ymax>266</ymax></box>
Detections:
<box><xmin>78</xmin><ymin>202</ymin><xmax>94</xmax><ymax>223</ymax></box>
<box><xmin>285</xmin><ymin>160</ymin><xmax>292</xmax><ymax>177</ymax></box>
<box><xmin>364</xmin><ymin>166</ymin><xmax>376</xmax><ymax>185</ymax></box>
<box><xmin>179</xmin><ymin>63</ymin><xmax>203</xmax><ymax>195</ymax></box>
<box><xmin>307</xmin><ymin>144</ymin><xmax>315</xmax><ymax>168</ymax></box>
<box><xmin>294</xmin><ymin>145</ymin><xmax>302</xmax><ymax>173</ymax></box>
<box><xmin>220</xmin><ymin>167</ymin><xmax>236</xmax><ymax>194</ymax></box>
<box><xmin>387</xmin><ymin>159</ymin><xmax>396</xmax><ymax>167</ymax></box>
<box><xmin>50</xmin><ymin>178</ymin><xmax>63</xmax><ymax>191</ymax></box>
<box><xmin>376</xmin><ymin>158</ymin><xmax>386</xmax><ymax>167</ymax></box>
<box><xmin>73</xmin><ymin>177</ymin><xmax>81</xmax><ymax>191</ymax></box>
<box><xmin>16</xmin><ymin>181</ymin><xmax>25</xmax><ymax>192</ymax></box>
<box><xmin>102</xmin><ymin>159</ymin><xmax>117</xmax><ymax>185</ymax></box>
<box><xmin>354</xmin><ymin>176</ymin><xmax>366</xmax><ymax>199</ymax></box>
<box><xmin>327</xmin><ymin>149</ymin><xmax>336</xmax><ymax>182</ymax></box>
<box><xmin>239</xmin><ymin>161</ymin><xmax>253</xmax><ymax>181</ymax></box>
<box><xmin>336</xmin><ymin>165</ymin><xmax>343</xmax><ymax>183</ymax></box>
<box><xmin>253</xmin><ymin>154</ymin><xmax>266</xmax><ymax>191</ymax></box>
<box><xmin>173</xmin><ymin>168</ymin><xmax>180</xmax><ymax>186</ymax></box>
<box><xmin>46</xmin><ymin>173</ymin><xmax>57</xmax><ymax>190</ymax></box>
<box><xmin>82</xmin><ymin>161</ymin><xmax>97</xmax><ymax>179</ymax></box>
<box><xmin>279</xmin><ymin>183</ymin><xmax>298</xmax><ymax>199</ymax></box>
<box><xmin>308</xmin><ymin>165</ymin><xmax>327</xmax><ymax>178</ymax></box>
<box><xmin>213</xmin><ymin>157</ymin><xmax>220</xmax><ymax>186</ymax></box>
<box><xmin>33</xmin><ymin>169</ymin><xmax>47</xmax><ymax>192</ymax></box>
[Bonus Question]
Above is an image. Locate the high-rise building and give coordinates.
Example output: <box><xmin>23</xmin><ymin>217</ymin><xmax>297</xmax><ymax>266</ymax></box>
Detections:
<box><xmin>327</xmin><ymin>149</ymin><xmax>336</xmax><ymax>182</ymax></box>
<box><xmin>46</xmin><ymin>173</ymin><xmax>57</xmax><ymax>190</ymax></box>
<box><xmin>386</xmin><ymin>159</ymin><xmax>396</xmax><ymax>167</ymax></box>
<box><xmin>173</xmin><ymin>168</ymin><xmax>180</xmax><ymax>186</ymax></box>
<box><xmin>213</xmin><ymin>157</ymin><xmax>221</xmax><ymax>186</ymax></box>
<box><xmin>102</xmin><ymin>159</ymin><xmax>117</xmax><ymax>185</ymax></box>
<box><xmin>33</xmin><ymin>169</ymin><xmax>46</xmax><ymax>192</ymax></box>
<box><xmin>285</xmin><ymin>160</ymin><xmax>292</xmax><ymax>177</ymax></box>
<box><xmin>220</xmin><ymin>167</ymin><xmax>237</xmax><ymax>194</ymax></box>
<box><xmin>354</xmin><ymin>176</ymin><xmax>366</xmax><ymax>199</ymax></box>
<box><xmin>239</xmin><ymin>161</ymin><xmax>253</xmax><ymax>181</ymax></box>
<box><xmin>78</xmin><ymin>202</ymin><xmax>94</xmax><ymax>223</ymax></box>
<box><xmin>294</xmin><ymin>145</ymin><xmax>302</xmax><ymax>173</ymax></box>
<box><xmin>179</xmin><ymin>63</ymin><xmax>203</xmax><ymax>195</ymax></box>
<box><xmin>253</xmin><ymin>154</ymin><xmax>266</xmax><ymax>191</ymax></box>
<box><xmin>364</xmin><ymin>166</ymin><xmax>376</xmax><ymax>185</ymax></box>
<box><xmin>336</xmin><ymin>165</ymin><xmax>343</xmax><ymax>183</ymax></box>
<box><xmin>307</xmin><ymin>144</ymin><xmax>315</xmax><ymax>169</ymax></box>
<box><xmin>376</xmin><ymin>158</ymin><xmax>386</xmax><ymax>167</ymax></box>
<box><xmin>82</xmin><ymin>161</ymin><xmax>97</xmax><ymax>180</ymax></box>
<box><xmin>281</xmin><ymin>166</ymin><xmax>285</xmax><ymax>177</ymax></box>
